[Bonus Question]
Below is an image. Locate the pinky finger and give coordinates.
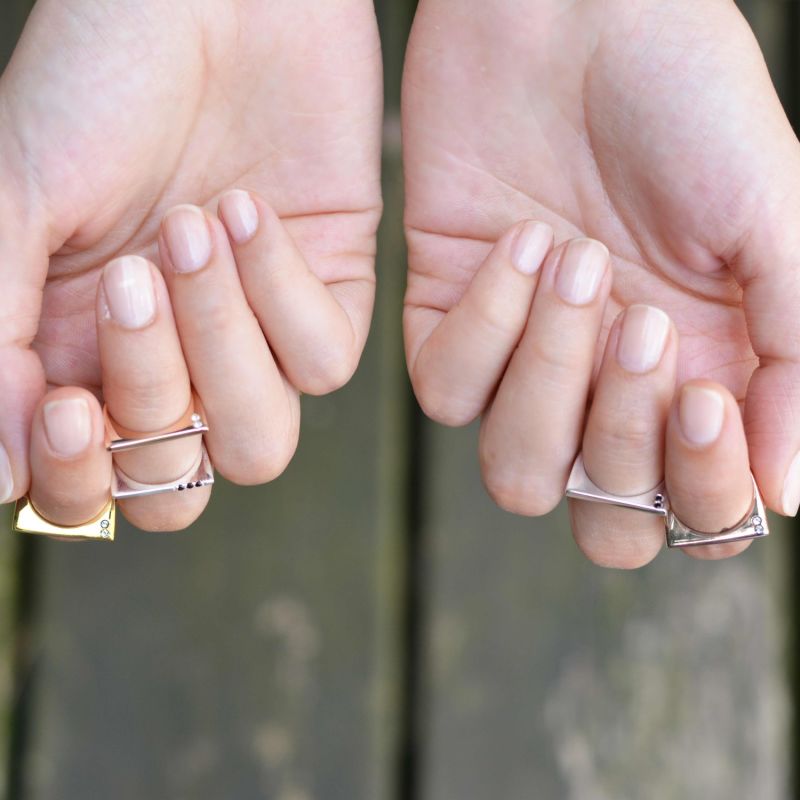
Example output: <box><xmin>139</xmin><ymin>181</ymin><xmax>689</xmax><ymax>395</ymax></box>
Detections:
<box><xmin>29</xmin><ymin>387</ymin><xmax>112</xmax><ymax>528</ymax></box>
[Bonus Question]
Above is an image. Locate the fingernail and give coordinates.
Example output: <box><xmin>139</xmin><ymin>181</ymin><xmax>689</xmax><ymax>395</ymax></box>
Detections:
<box><xmin>616</xmin><ymin>304</ymin><xmax>670</xmax><ymax>374</ymax></box>
<box><xmin>679</xmin><ymin>385</ymin><xmax>725</xmax><ymax>446</ymax></box>
<box><xmin>43</xmin><ymin>398</ymin><xmax>93</xmax><ymax>458</ymax></box>
<box><xmin>103</xmin><ymin>256</ymin><xmax>157</xmax><ymax>330</ymax></box>
<box><xmin>510</xmin><ymin>221</ymin><xmax>553</xmax><ymax>275</ymax></box>
<box><xmin>781</xmin><ymin>450</ymin><xmax>800</xmax><ymax>516</ymax></box>
<box><xmin>555</xmin><ymin>238</ymin><xmax>609</xmax><ymax>305</ymax></box>
<box><xmin>0</xmin><ymin>443</ymin><xmax>13</xmax><ymax>503</ymax></box>
<box><xmin>219</xmin><ymin>190</ymin><xmax>259</xmax><ymax>245</ymax></box>
<box><xmin>163</xmin><ymin>205</ymin><xmax>212</xmax><ymax>273</ymax></box>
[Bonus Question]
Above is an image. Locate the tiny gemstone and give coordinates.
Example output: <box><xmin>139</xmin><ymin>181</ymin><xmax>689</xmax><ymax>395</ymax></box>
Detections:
<box><xmin>754</xmin><ymin>525</ymin><xmax>764</xmax><ymax>534</ymax></box>
<box><xmin>178</xmin><ymin>485</ymin><xmax>185</xmax><ymax>491</ymax></box>
<box><xmin>100</xmin><ymin>520</ymin><xmax>110</xmax><ymax>528</ymax></box>
<box><xmin>101</xmin><ymin>530</ymin><xmax>111</xmax><ymax>539</ymax></box>
<box><xmin>752</xmin><ymin>516</ymin><xmax>763</xmax><ymax>525</ymax></box>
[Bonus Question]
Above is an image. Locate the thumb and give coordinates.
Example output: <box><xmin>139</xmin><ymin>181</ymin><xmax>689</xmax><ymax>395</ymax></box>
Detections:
<box><xmin>734</xmin><ymin>168</ymin><xmax>800</xmax><ymax>516</ymax></box>
<box><xmin>0</xmin><ymin>159</ymin><xmax>49</xmax><ymax>506</ymax></box>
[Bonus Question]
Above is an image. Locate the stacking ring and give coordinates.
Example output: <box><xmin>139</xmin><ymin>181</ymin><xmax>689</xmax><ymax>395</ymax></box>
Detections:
<box><xmin>12</xmin><ymin>392</ymin><xmax>214</xmax><ymax>542</ymax></box>
<box><xmin>565</xmin><ymin>453</ymin><xmax>769</xmax><ymax>548</ymax></box>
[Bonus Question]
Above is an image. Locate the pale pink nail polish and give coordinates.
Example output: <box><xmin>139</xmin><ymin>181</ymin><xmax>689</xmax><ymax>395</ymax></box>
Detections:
<box><xmin>782</xmin><ymin>451</ymin><xmax>800</xmax><ymax>516</ymax></box>
<box><xmin>43</xmin><ymin>398</ymin><xmax>92</xmax><ymax>458</ymax></box>
<box><xmin>0</xmin><ymin>443</ymin><xmax>13</xmax><ymax>503</ymax></box>
<box><xmin>163</xmin><ymin>205</ymin><xmax>213</xmax><ymax>273</ymax></box>
<box><xmin>510</xmin><ymin>221</ymin><xmax>553</xmax><ymax>275</ymax></box>
<box><xmin>679</xmin><ymin>385</ymin><xmax>725</xmax><ymax>446</ymax></box>
<box><xmin>616</xmin><ymin>305</ymin><xmax>670</xmax><ymax>374</ymax></box>
<box><xmin>103</xmin><ymin>256</ymin><xmax>157</xmax><ymax>330</ymax></box>
<box><xmin>555</xmin><ymin>239</ymin><xmax>609</xmax><ymax>305</ymax></box>
<box><xmin>219</xmin><ymin>190</ymin><xmax>259</xmax><ymax>245</ymax></box>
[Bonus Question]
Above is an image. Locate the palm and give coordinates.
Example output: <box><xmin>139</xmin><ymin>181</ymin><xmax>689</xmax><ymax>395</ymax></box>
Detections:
<box><xmin>404</xmin><ymin>0</ymin><xmax>791</xmax><ymax>403</ymax></box>
<box><xmin>0</xmin><ymin>0</ymin><xmax>382</xmax><ymax>393</ymax></box>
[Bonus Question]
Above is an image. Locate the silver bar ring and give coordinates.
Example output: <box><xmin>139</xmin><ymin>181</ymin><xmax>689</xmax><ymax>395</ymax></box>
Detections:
<box><xmin>565</xmin><ymin>453</ymin><xmax>769</xmax><ymax>549</ymax></box>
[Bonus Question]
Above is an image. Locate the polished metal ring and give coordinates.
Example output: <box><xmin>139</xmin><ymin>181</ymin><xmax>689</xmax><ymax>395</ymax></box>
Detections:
<box><xmin>565</xmin><ymin>454</ymin><xmax>769</xmax><ymax>548</ymax></box>
<box><xmin>105</xmin><ymin>392</ymin><xmax>215</xmax><ymax>500</ymax></box>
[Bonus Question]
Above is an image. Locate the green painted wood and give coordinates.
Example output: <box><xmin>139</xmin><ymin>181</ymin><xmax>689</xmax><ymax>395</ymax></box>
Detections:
<box><xmin>415</xmin><ymin>4</ymin><xmax>794</xmax><ymax>799</ymax></box>
<box><xmin>11</xmin><ymin>2</ymin><xmax>413</xmax><ymax>799</ymax></box>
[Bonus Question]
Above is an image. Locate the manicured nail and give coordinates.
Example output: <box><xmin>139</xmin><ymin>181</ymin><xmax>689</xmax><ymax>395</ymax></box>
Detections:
<box><xmin>616</xmin><ymin>304</ymin><xmax>670</xmax><ymax>374</ymax></box>
<box><xmin>219</xmin><ymin>190</ymin><xmax>259</xmax><ymax>245</ymax></box>
<box><xmin>163</xmin><ymin>205</ymin><xmax>212</xmax><ymax>273</ymax></box>
<box><xmin>103</xmin><ymin>256</ymin><xmax>157</xmax><ymax>330</ymax></box>
<box><xmin>0</xmin><ymin>443</ymin><xmax>13</xmax><ymax>504</ymax></box>
<box><xmin>510</xmin><ymin>221</ymin><xmax>553</xmax><ymax>276</ymax></box>
<box><xmin>43</xmin><ymin>398</ymin><xmax>92</xmax><ymax>458</ymax></box>
<box><xmin>781</xmin><ymin>450</ymin><xmax>800</xmax><ymax>516</ymax></box>
<box><xmin>555</xmin><ymin>238</ymin><xmax>609</xmax><ymax>305</ymax></box>
<box><xmin>679</xmin><ymin>385</ymin><xmax>725</xmax><ymax>446</ymax></box>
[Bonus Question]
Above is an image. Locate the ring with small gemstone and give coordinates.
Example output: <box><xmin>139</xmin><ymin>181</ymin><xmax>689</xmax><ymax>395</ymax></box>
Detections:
<box><xmin>565</xmin><ymin>453</ymin><xmax>769</xmax><ymax>548</ymax></box>
<box><xmin>105</xmin><ymin>391</ymin><xmax>215</xmax><ymax>501</ymax></box>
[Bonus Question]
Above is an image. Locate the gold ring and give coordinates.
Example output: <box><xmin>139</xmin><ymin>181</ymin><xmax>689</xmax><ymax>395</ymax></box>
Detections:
<box><xmin>13</xmin><ymin>496</ymin><xmax>116</xmax><ymax>542</ymax></box>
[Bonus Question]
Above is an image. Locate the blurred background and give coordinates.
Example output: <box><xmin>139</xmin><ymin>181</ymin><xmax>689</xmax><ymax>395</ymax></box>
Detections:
<box><xmin>0</xmin><ymin>0</ymin><xmax>797</xmax><ymax>798</ymax></box>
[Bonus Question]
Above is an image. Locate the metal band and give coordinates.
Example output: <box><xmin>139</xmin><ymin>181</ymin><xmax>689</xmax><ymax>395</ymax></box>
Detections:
<box><xmin>112</xmin><ymin>445</ymin><xmax>214</xmax><ymax>500</ymax></box>
<box><xmin>565</xmin><ymin>454</ymin><xmax>769</xmax><ymax>549</ymax></box>
<box><xmin>13</xmin><ymin>496</ymin><xmax>116</xmax><ymax>542</ymax></box>
<box><xmin>565</xmin><ymin>454</ymin><xmax>668</xmax><ymax>516</ymax></box>
<box><xmin>105</xmin><ymin>393</ymin><xmax>209</xmax><ymax>453</ymax></box>
<box><xmin>105</xmin><ymin>391</ymin><xmax>215</xmax><ymax>500</ymax></box>
<box><xmin>666</xmin><ymin>474</ymin><xmax>768</xmax><ymax>549</ymax></box>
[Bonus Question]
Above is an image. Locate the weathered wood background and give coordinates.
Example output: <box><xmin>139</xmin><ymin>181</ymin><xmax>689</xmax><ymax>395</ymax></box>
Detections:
<box><xmin>0</xmin><ymin>1</ymin><xmax>796</xmax><ymax>798</ymax></box>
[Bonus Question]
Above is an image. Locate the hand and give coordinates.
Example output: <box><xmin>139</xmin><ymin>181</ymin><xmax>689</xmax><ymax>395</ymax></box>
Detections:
<box><xmin>0</xmin><ymin>0</ymin><xmax>383</xmax><ymax>528</ymax></box>
<box><xmin>402</xmin><ymin>0</ymin><xmax>800</xmax><ymax>566</ymax></box>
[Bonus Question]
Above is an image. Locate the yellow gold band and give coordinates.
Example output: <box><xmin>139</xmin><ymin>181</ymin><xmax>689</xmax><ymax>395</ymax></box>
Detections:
<box><xmin>12</xmin><ymin>496</ymin><xmax>116</xmax><ymax>542</ymax></box>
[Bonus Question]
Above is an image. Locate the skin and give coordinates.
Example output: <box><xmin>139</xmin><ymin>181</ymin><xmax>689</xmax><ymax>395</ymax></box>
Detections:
<box><xmin>0</xmin><ymin>0</ymin><xmax>384</xmax><ymax>530</ymax></box>
<box><xmin>402</xmin><ymin>0</ymin><xmax>798</xmax><ymax>566</ymax></box>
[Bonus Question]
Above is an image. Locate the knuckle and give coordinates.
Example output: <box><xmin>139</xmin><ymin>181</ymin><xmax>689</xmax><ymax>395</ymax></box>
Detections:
<box><xmin>571</xmin><ymin>510</ymin><xmax>663</xmax><ymax>569</ymax></box>
<box><xmin>215</xmin><ymin>423</ymin><xmax>299</xmax><ymax>486</ymax></box>
<box><xmin>201</xmin><ymin>299</ymin><xmax>237</xmax><ymax>339</ymax></box>
<box><xmin>470</xmin><ymin>292</ymin><xmax>527</xmax><ymax>340</ymax></box>
<box><xmin>578</xmin><ymin>544</ymin><xmax>661</xmax><ymax>570</ymax></box>
<box><xmin>590</xmin><ymin>411</ymin><xmax>657</xmax><ymax>454</ymax></box>
<box><xmin>525</xmin><ymin>336</ymin><xmax>593</xmax><ymax>387</ymax></box>
<box><xmin>481</xmin><ymin>466</ymin><xmax>563</xmax><ymax>517</ymax></box>
<box><xmin>413</xmin><ymin>371</ymin><xmax>481</xmax><ymax>427</ymax></box>
<box><xmin>298</xmin><ymin>344</ymin><xmax>359</xmax><ymax>396</ymax></box>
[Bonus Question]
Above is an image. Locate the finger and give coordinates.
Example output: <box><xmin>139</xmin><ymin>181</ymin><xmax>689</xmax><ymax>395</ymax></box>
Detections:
<box><xmin>405</xmin><ymin>220</ymin><xmax>554</xmax><ymax>426</ymax></box>
<box><xmin>666</xmin><ymin>381</ymin><xmax>753</xmax><ymax>561</ymax></box>
<box><xmin>217</xmin><ymin>190</ymin><xmax>372</xmax><ymax>396</ymax></box>
<box><xmin>571</xmin><ymin>305</ymin><xmax>677</xmax><ymax>569</ymax></box>
<box><xmin>29</xmin><ymin>387</ymin><xmax>112</xmax><ymax>528</ymax></box>
<box><xmin>97</xmin><ymin>256</ymin><xmax>210</xmax><ymax>532</ymax></box>
<box><xmin>479</xmin><ymin>238</ymin><xmax>611</xmax><ymax>516</ymax></box>
<box><xmin>159</xmin><ymin>205</ymin><xmax>300</xmax><ymax>484</ymax></box>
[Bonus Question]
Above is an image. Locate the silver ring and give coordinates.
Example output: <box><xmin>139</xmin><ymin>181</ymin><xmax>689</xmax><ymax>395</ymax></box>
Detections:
<box><xmin>106</xmin><ymin>409</ymin><xmax>215</xmax><ymax>500</ymax></box>
<box><xmin>565</xmin><ymin>454</ymin><xmax>768</xmax><ymax>548</ymax></box>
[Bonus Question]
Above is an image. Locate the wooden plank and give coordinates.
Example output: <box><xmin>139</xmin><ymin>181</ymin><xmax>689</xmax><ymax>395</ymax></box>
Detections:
<box><xmin>415</xmin><ymin>4</ymin><xmax>794</xmax><ymax>799</ymax></box>
<box><xmin>12</xmin><ymin>3</ymin><xmax>412</xmax><ymax>798</ymax></box>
